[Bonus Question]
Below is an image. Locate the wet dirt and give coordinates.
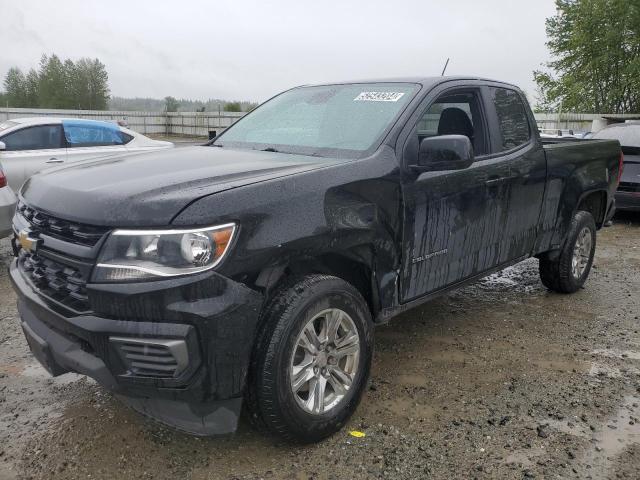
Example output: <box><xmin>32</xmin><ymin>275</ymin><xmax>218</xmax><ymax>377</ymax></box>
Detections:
<box><xmin>0</xmin><ymin>212</ymin><xmax>639</xmax><ymax>479</ymax></box>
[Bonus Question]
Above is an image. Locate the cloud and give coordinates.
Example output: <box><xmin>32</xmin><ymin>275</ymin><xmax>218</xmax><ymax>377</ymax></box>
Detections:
<box><xmin>0</xmin><ymin>0</ymin><xmax>556</xmax><ymax>102</ymax></box>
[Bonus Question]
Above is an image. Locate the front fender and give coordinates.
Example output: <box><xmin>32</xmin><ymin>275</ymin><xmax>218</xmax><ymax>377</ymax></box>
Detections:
<box><xmin>171</xmin><ymin>148</ymin><xmax>403</xmax><ymax>314</ymax></box>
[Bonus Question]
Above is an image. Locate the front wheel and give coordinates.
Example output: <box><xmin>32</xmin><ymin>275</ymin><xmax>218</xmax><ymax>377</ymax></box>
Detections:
<box><xmin>539</xmin><ymin>210</ymin><xmax>597</xmax><ymax>293</ymax></box>
<box><xmin>247</xmin><ymin>275</ymin><xmax>373</xmax><ymax>443</ymax></box>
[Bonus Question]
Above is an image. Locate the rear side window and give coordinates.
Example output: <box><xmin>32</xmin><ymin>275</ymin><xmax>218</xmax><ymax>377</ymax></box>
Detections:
<box><xmin>1</xmin><ymin>125</ymin><xmax>64</xmax><ymax>151</ymax></box>
<box><xmin>120</xmin><ymin>132</ymin><xmax>134</xmax><ymax>144</ymax></box>
<box><xmin>63</xmin><ymin>121</ymin><xmax>126</xmax><ymax>148</ymax></box>
<box><xmin>491</xmin><ymin>88</ymin><xmax>531</xmax><ymax>151</ymax></box>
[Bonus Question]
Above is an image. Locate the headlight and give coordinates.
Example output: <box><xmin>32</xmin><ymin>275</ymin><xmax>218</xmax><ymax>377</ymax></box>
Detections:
<box><xmin>92</xmin><ymin>223</ymin><xmax>236</xmax><ymax>282</ymax></box>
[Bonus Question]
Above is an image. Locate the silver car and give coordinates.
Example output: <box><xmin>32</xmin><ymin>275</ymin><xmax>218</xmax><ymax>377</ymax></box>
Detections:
<box><xmin>0</xmin><ymin>117</ymin><xmax>174</xmax><ymax>193</ymax></box>
<box><xmin>0</xmin><ymin>117</ymin><xmax>174</xmax><ymax>236</ymax></box>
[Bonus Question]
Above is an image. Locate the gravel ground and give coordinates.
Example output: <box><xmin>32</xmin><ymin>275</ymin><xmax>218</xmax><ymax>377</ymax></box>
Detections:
<box><xmin>0</xmin><ymin>213</ymin><xmax>639</xmax><ymax>480</ymax></box>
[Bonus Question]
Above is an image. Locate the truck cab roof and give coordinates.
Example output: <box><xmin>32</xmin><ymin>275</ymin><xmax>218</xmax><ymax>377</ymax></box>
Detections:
<box><xmin>303</xmin><ymin>75</ymin><xmax>521</xmax><ymax>90</ymax></box>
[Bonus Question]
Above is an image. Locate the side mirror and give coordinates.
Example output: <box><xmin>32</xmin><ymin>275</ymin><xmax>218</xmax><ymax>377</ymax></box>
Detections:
<box><xmin>412</xmin><ymin>135</ymin><xmax>474</xmax><ymax>172</ymax></box>
<box><xmin>0</xmin><ymin>141</ymin><xmax>5</xmax><ymax>151</ymax></box>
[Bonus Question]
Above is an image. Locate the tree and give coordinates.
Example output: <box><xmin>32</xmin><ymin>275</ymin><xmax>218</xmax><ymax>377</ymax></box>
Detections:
<box><xmin>3</xmin><ymin>67</ymin><xmax>27</xmax><ymax>107</ymax></box>
<box><xmin>37</xmin><ymin>54</ymin><xmax>68</xmax><ymax>108</ymax></box>
<box><xmin>164</xmin><ymin>96</ymin><xmax>179</xmax><ymax>112</ymax></box>
<box><xmin>2</xmin><ymin>55</ymin><xmax>111</xmax><ymax>109</ymax></box>
<box><xmin>24</xmin><ymin>68</ymin><xmax>39</xmax><ymax>107</ymax></box>
<box><xmin>223</xmin><ymin>101</ymin><xmax>242</xmax><ymax>112</ymax></box>
<box><xmin>63</xmin><ymin>59</ymin><xmax>79</xmax><ymax>109</ymax></box>
<box><xmin>534</xmin><ymin>0</ymin><xmax>640</xmax><ymax>113</ymax></box>
<box><xmin>67</xmin><ymin>58</ymin><xmax>109</xmax><ymax>110</ymax></box>
<box><xmin>83</xmin><ymin>58</ymin><xmax>110</xmax><ymax>110</ymax></box>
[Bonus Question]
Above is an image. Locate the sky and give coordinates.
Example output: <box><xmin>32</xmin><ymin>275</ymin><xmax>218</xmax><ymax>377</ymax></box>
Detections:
<box><xmin>1</xmin><ymin>0</ymin><xmax>558</xmax><ymax>103</ymax></box>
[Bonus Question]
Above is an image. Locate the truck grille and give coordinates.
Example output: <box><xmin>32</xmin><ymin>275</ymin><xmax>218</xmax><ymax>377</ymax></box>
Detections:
<box><xmin>618</xmin><ymin>182</ymin><xmax>639</xmax><ymax>193</ymax></box>
<box><xmin>17</xmin><ymin>202</ymin><xmax>108</xmax><ymax>247</ymax></box>
<box><xmin>18</xmin><ymin>250</ymin><xmax>90</xmax><ymax>313</ymax></box>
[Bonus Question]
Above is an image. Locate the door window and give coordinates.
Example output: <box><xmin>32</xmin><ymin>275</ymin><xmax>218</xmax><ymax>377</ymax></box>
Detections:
<box><xmin>416</xmin><ymin>90</ymin><xmax>489</xmax><ymax>156</ymax></box>
<box><xmin>63</xmin><ymin>121</ymin><xmax>127</xmax><ymax>148</ymax></box>
<box><xmin>491</xmin><ymin>88</ymin><xmax>531</xmax><ymax>151</ymax></box>
<box><xmin>1</xmin><ymin>125</ymin><xmax>64</xmax><ymax>151</ymax></box>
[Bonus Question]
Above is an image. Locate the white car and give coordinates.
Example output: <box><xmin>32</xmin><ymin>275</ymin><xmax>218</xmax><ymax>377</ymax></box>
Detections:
<box><xmin>0</xmin><ymin>117</ymin><xmax>173</xmax><ymax>193</ymax></box>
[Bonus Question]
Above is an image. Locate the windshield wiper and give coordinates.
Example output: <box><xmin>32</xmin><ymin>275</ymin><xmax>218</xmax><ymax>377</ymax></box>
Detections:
<box><xmin>260</xmin><ymin>147</ymin><xmax>280</xmax><ymax>152</ymax></box>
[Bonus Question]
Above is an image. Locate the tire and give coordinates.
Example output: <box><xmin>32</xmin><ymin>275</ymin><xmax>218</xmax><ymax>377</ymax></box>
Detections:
<box><xmin>539</xmin><ymin>210</ymin><xmax>597</xmax><ymax>293</ymax></box>
<box><xmin>246</xmin><ymin>274</ymin><xmax>373</xmax><ymax>443</ymax></box>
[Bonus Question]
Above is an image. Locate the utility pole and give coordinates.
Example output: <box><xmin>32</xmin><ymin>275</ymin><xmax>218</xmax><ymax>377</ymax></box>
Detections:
<box><xmin>557</xmin><ymin>100</ymin><xmax>563</xmax><ymax>132</ymax></box>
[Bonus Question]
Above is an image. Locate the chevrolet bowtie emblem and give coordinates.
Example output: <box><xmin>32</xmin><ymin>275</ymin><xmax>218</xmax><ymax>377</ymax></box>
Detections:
<box><xmin>18</xmin><ymin>230</ymin><xmax>41</xmax><ymax>253</ymax></box>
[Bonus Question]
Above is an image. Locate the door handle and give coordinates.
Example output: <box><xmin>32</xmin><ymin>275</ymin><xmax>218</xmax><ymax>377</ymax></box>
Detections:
<box><xmin>485</xmin><ymin>175</ymin><xmax>516</xmax><ymax>186</ymax></box>
<box><xmin>46</xmin><ymin>157</ymin><xmax>64</xmax><ymax>164</ymax></box>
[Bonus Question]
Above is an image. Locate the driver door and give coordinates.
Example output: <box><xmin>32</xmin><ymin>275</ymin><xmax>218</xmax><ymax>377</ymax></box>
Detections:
<box><xmin>400</xmin><ymin>86</ymin><xmax>512</xmax><ymax>302</ymax></box>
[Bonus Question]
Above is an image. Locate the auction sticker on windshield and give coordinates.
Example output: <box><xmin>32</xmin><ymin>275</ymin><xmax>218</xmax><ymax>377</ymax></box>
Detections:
<box><xmin>354</xmin><ymin>91</ymin><xmax>405</xmax><ymax>102</ymax></box>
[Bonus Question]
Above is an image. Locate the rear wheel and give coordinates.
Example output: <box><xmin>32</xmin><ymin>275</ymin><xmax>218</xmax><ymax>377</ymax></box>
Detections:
<box><xmin>247</xmin><ymin>275</ymin><xmax>373</xmax><ymax>443</ymax></box>
<box><xmin>539</xmin><ymin>210</ymin><xmax>596</xmax><ymax>293</ymax></box>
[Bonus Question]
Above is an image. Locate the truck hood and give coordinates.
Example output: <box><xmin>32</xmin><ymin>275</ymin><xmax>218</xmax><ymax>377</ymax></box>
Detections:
<box><xmin>21</xmin><ymin>146</ymin><xmax>340</xmax><ymax>226</ymax></box>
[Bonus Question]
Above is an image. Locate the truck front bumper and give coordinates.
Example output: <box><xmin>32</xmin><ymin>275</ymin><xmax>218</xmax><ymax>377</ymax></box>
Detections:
<box><xmin>9</xmin><ymin>259</ymin><xmax>263</xmax><ymax>435</ymax></box>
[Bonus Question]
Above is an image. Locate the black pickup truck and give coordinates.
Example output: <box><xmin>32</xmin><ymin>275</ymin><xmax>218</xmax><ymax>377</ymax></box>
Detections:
<box><xmin>9</xmin><ymin>77</ymin><xmax>622</xmax><ymax>442</ymax></box>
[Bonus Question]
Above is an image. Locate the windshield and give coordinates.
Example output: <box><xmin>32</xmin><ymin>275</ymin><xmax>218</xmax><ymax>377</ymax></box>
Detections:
<box><xmin>213</xmin><ymin>83</ymin><xmax>419</xmax><ymax>158</ymax></box>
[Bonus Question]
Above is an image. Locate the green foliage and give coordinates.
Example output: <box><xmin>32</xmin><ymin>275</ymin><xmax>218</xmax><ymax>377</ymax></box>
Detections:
<box><xmin>3</xmin><ymin>67</ymin><xmax>27</xmax><ymax>107</ymax></box>
<box><xmin>37</xmin><ymin>54</ymin><xmax>67</xmax><ymax>108</ymax></box>
<box><xmin>223</xmin><ymin>101</ymin><xmax>242</xmax><ymax>112</ymax></box>
<box><xmin>534</xmin><ymin>0</ymin><xmax>640</xmax><ymax>113</ymax></box>
<box><xmin>1</xmin><ymin>55</ymin><xmax>255</xmax><ymax>113</ymax></box>
<box><xmin>0</xmin><ymin>54</ymin><xmax>110</xmax><ymax>109</ymax></box>
<box><xmin>75</xmin><ymin>58</ymin><xmax>110</xmax><ymax>110</ymax></box>
<box><xmin>24</xmin><ymin>69</ymin><xmax>39</xmax><ymax>107</ymax></box>
<box><xmin>164</xmin><ymin>96</ymin><xmax>179</xmax><ymax>112</ymax></box>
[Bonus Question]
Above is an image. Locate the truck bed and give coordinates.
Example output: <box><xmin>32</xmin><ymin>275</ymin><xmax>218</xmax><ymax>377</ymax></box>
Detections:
<box><xmin>537</xmin><ymin>137</ymin><xmax>621</xmax><ymax>250</ymax></box>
